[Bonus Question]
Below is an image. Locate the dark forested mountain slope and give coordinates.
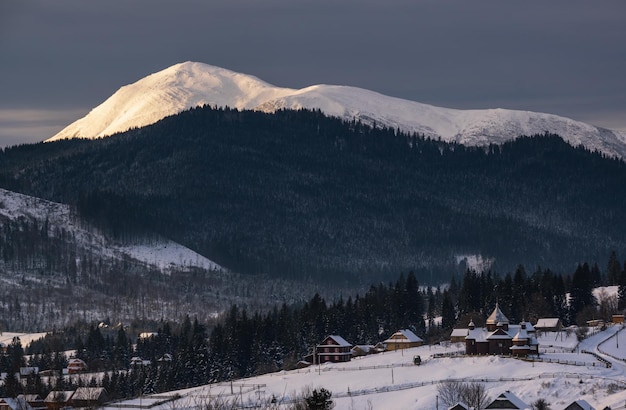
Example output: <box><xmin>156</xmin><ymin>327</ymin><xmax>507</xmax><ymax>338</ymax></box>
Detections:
<box><xmin>1</xmin><ymin>107</ymin><xmax>625</xmax><ymax>283</ymax></box>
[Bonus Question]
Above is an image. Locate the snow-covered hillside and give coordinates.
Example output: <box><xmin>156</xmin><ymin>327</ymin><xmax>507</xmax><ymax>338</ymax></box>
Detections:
<box><xmin>0</xmin><ymin>188</ymin><xmax>221</xmax><ymax>274</ymax></box>
<box><xmin>103</xmin><ymin>325</ymin><xmax>626</xmax><ymax>410</ymax></box>
<box><xmin>47</xmin><ymin>61</ymin><xmax>626</xmax><ymax>159</ymax></box>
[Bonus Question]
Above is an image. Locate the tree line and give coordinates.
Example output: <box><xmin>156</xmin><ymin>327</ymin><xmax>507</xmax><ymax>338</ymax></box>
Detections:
<box><xmin>2</xmin><ymin>253</ymin><xmax>625</xmax><ymax>399</ymax></box>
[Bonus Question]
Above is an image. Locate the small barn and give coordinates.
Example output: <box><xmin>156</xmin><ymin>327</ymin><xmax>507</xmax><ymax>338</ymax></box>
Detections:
<box><xmin>534</xmin><ymin>318</ymin><xmax>562</xmax><ymax>332</ymax></box>
<box><xmin>450</xmin><ymin>328</ymin><xmax>469</xmax><ymax>343</ymax></box>
<box><xmin>44</xmin><ymin>391</ymin><xmax>74</xmax><ymax>410</ymax></box>
<box><xmin>316</xmin><ymin>335</ymin><xmax>352</xmax><ymax>363</ymax></box>
<box><xmin>485</xmin><ymin>391</ymin><xmax>530</xmax><ymax>409</ymax></box>
<box><xmin>351</xmin><ymin>345</ymin><xmax>375</xmax><ymax>357</ymax></box>
<box><xmin>71</xmin><ymin>387</ymin><xmax>108</xmax><ymax>408</ymax></box>
<box><xmin>383</xmin><ymin>329</ymin><xmax>423</xmax><ymax>351</ymax></box>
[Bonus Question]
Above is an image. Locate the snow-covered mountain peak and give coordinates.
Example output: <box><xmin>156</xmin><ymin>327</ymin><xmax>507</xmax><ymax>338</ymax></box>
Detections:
<box><xmin>47</xmin><ymin>61</ymin><xmax>296</xmax><ymax>142</ymax></box>
<box><xmin>47</xmin><ymin>62</ymin><xmax>626</xmax><ymax>159</ymax></box>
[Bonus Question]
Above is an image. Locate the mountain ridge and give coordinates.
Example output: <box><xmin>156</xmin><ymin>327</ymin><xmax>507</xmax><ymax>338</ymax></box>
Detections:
<box><xmin>47</xmin><ymin>61</ymin><xmax>626</xmax><ymax>159</ymax></box>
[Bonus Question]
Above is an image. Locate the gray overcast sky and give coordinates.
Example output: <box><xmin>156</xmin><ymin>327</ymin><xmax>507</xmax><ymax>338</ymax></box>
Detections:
<box><xmin>1</xmin><ymin>0</ymin><xmax>625</xmax><ymax>147</ymax></box>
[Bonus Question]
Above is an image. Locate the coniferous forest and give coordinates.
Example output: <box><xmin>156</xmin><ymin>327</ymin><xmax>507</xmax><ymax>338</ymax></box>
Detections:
<box><xmin>0</xmin><ymin>107</ymin><xmax>625</xmax><ymax>286</ymax></box>
<box><xmin>2</xmin><ymin>254</ymin><xmax>626</xmax><ymax>400</ymax></box>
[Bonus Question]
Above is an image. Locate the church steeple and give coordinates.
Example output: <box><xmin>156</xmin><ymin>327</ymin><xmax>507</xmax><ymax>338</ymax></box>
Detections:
<box><xmin>486</xmin><ymin>302</ymin><xmax>509</xmax><ymax>331</ymax></box>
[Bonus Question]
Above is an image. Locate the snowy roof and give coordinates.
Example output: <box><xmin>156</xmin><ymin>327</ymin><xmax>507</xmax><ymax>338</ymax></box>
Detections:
<box><xmin>512</xmin><ymin>327</ymin><xmax>529</xmax><ymax>341</ymax></box>
<box><xmin>565</xmin><ymin>399</ymin><xmax>595</xmax><ymax>410</ymax></box>
<box><xmin>384</xmin><ymin>329</ymin><xmax>423</xmax><ymax>343</ymax></box>
<box><xmin>486</xmin><ymin>328</ymin><xmax>513</xmax><ymax>340</ymax></box>
<box><xmin>486</xmin><ymin>303</ymin><xmax>509</xmax><ymax>325</ymax></box>
<box><xmin>319</xmin><ymin>335</ymin><xmax>351</xmax><ymax>347</ymax></box>
<box><xmin>72</xmin><ymin>387</ymin><xmax>106</xmax><ymax>401</ymax></box>
<box><xmin>535</xmin><ymin>318</ymin><xmax>561</xmax><ymax>328</ymax></box>
<box><xmin>486</xmin><ymin>391</ymin><xmax>530</xmax><ymax>409</ymax></box>
<box><xmin>466</xmin><ymin>327</ymin><xmax>488</xmax><ymax>342</ymax></box>
<box><xmin>451</xmin><ymin>328</ymin><xmax>469</xmax><ymax>338</ymax></box>
<box><xmin>0</xmin><ymin>398</ymin><xmax>33</xmax><ymax>410</ymax></box>
<box><xmin>45</xmin><ymin>391</ymin><xmax>74</xmax><ymax>402</ymax></box>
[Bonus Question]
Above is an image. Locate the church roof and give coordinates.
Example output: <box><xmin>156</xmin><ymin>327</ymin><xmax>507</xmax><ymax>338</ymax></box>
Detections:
<box><xmin>512</xmin><ymin>327</ymin><xmax>529</xmax><ymax>342</ymax></box>
<box><xmin>486</xmin><ymin>303</ymin><xmax>509</xmax><ymax>325</ymax></box>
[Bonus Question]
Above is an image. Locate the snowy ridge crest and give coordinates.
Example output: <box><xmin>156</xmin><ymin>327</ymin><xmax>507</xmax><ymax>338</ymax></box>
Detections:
<box><xmin>48</xmin><ymin>61</ymin><xmax>626</xmax><ymax>159</ymax></box>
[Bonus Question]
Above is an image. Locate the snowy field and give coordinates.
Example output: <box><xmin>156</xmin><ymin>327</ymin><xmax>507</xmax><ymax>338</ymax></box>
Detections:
<box><xmin>104</xmin><ymin>325</ymin><xmax>626</xmax><ymax>410</ymax></box>
<box><xmin>0</xmin><ymin>332</ymin><xmax>47</xmax><ymax>347</ymax></box>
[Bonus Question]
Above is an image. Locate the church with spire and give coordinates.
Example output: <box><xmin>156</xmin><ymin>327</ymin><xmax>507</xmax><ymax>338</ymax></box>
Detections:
<box><xmin>453</xmin><ymin>303</ymin><xmax>539</xmax><ymax>357</ymax></box>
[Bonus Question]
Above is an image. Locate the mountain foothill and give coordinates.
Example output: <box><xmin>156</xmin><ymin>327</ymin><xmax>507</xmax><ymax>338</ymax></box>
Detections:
<box><xmin>1</xmin><ymin>105</ymin><xmax>625</xmax><ymax>287</ymax></box>
<box><xmin>1</xmin><ymin>62</ymin><xmax>626</xmax><ymax>332</ymax></box>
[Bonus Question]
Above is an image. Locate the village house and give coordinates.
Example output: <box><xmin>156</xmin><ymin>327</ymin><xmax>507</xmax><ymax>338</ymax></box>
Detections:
<box><xmin>67</xmin><ymin>358</ymin><xmax>88</xmax><ymax>374</ymax></box>
<box><xmin>17</xmin><ymin>394</ymin><xmax>46</xmax><ymax>410</ymax></box>
<box><xmin>19</xmin><ymin>367</ymin><xmax>39</xmax><ymax>378</ymax></box>
<box><xmin>383</xmin><ymin>329</ymin><xmax>424</xmax><ymax>351</ymax></box>
<box><xmin>130</xmin><ymin>356</ymin><xmax>151</xmax><ymax>367</ymax></box>
<box><xmin>485</xmin><ymin>391</ymin><xmax>530</xmax><ymax>409</ymax></box>
<box><xmin>564</xmin><ymin>399</ymin><xmax>595</xmax><ymax>410</ymax></box>
<box><xmin>534</xmin><ymin>318</ymin><xmax>562</xmax><ymax>332</ymax></box>
<box><xmin>0</xmin><ymin>397</ymin><xmax>34</xmax><ymax>410</ymax></box>
<box><xmin>71</xmin><ymin>387</ymin><xmax>108</xmax><ymax>408</ymax></box>
<box><xmin>453</xmin><ymin>303</ymin><xmax>538</xmax><ymax>357</ymax></box>
<box><xmin>448</xmin><ymin>403</ymin><xmax>470</xmax><ymax>410</ymax></box>
<box><xmin>315</xmin><ymin>335</ymin><xmax>352</xmax><ymax>363</ymax></box>
<box><xmin>351</xmin><ymin>344</ymin><xmax>374</xmax><ymax>357</ymax></box>
<box><xmin>44</xmin><ymin>391</ymin><xmax>74</xmax><ymax>410</ymax></box>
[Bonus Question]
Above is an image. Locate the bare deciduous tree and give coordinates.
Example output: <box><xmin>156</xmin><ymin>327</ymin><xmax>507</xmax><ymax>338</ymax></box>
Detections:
<box><xmin>437</xmin><ymin>381</ymin><xmax>490</xmax><ymax>410</ymax></box>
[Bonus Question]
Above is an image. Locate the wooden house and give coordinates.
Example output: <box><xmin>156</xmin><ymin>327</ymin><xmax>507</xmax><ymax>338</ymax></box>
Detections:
<box><xmin>563</xmin><ymin>399</ymin><xmax>595</xmax><ymax>410</ymax></box>
<box><xmin>534</xmin><ymin>318</ymin><xmax>562</xmax><ymax>332</ymax></box>
<box><xmin>130</xmin><ymin>356</ymin><xmax>151</xmax><ymax>367</ymax></box>
<box><xmin>19</xmin><ymin>367</ymin><xmax>39</xmax><ymax>378</ymax></box>
<box><xmin>450</xmin><ymin>328</ymin><xmax>469</xmax><ymax>343</ymax></box>
<box><xmin>0</xmin><ymin>398</ymin><xmax>34</xmax><ymax>410</ymax></box>
<box><xmin>316</xmin><ymin>335</ymin><xmax>352</xmax><ymax>363</ymax></box>
<box><xmin>71</xmin><ymin>387</ymin><xmax>108</xmax><ymax>408</ymax></box>
<box><xmin>67</xmin><ymin>358</ymin><xmax>88</xmax><ymax>374</ymax></box>
<box><xmin>612</xmin><ymin>314</ymin><xmax>625</xmax><ymax>324</ymax></box>
<box><xmin>485</xmin><ymin>391</ymin><xmax>530</xmax><ymax>409</ymax></box>
<box><xmin>351</xmin><ymin>345</ymin><xmax>375</xmax><ymax>357</ymax></box>
<box><xmin>44</xmin><ymin>391</ymin><xmax>74</xmax><ymax>410</ymax></box>
<box><xmin>17</xmin><ymin>394</ymin><xmax>46</xmax><ymax>410</ymax></box>
<box><xmin>383</xmin><ymin>329</ymin><xmax>423</xmax><ymax>351</ymax></box>
<box><xmin>448</xmin><ymin>403</ymin><xmax>470</xmax><ymax>410</ymax></box>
